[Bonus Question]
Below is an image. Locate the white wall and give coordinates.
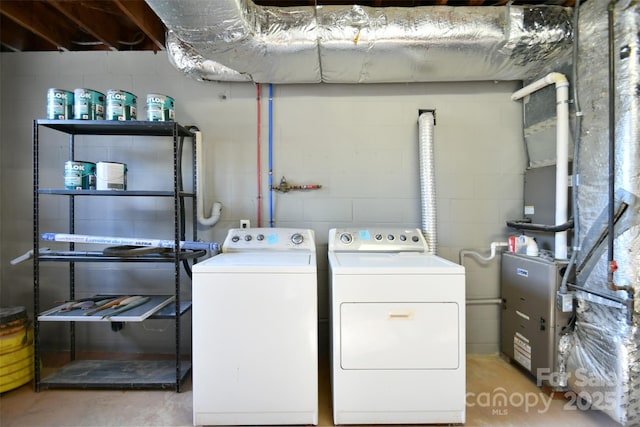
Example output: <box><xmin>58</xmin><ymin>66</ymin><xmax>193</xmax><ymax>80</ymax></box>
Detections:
<box><xmin>0</xmin><ymin>51</ymin><xmax>526</xmax><ymax>355</ymax></box>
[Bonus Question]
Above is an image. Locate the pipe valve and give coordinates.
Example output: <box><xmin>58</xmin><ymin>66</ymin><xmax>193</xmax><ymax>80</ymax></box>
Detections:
<box><xmin>272</xmin><ymin>176</ymin><xmax>322</xmax><ymax>193</ymax></box>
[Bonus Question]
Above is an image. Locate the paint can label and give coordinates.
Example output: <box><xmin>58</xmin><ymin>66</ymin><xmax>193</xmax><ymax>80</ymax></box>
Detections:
<box><xmin>73</xmin><ymin>89</ymin><xmax>105</xmax><ymax>120</ymax></box>
<box><xmin>146</xmin><ymin>94</ymin><xmax>175</xmax><ymax>121</ymax></box>
<box><xmin>96</xmin><ymin>162</ymin><xmax>127</xmax><ymax>190</ymax></box>
<box><xmin>64</xmin><ymin>161</ymin><xmax>96</xmax><ymax>190</ymax></box>
<box><xmin>106</xmin><ymin>89</ymin><xmax>137</xmax><ymax>121</ymax></box>
<box><xmin>47</xmin><ymin>89</ymin><xmax>74</xmax><ymax>120</ymax></box>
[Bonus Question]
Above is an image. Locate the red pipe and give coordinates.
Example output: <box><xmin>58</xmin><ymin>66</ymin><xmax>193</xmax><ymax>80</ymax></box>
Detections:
<box><xmin>256</xmin><ymin>83</ymin><xmax>262</xmax><ymax>227</ymax></box>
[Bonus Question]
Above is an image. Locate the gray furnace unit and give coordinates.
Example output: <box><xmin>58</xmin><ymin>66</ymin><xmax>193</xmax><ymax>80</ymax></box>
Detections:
<box><xmin>500</xmin><ymin>252</ymin><xmax>571</xmax><ymax>385</ymax></box>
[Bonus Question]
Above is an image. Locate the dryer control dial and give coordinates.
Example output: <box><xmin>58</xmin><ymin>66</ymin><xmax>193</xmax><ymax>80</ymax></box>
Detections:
<box><xmin>231</xmin><ymin>235</ymin><xmax>240</xmax><ymax>243</ymax></box>
<box><xmin>291</xmin><ymin>233</ymin><xmax>304</xmax><ymax>245</ymax></box>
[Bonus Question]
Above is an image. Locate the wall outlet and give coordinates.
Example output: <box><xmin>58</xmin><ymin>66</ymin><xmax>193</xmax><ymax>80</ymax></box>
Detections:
<box><xmin>240</xmin><ymin>219</ymin><xmax>250</xmax><ymax>229</ymax></box>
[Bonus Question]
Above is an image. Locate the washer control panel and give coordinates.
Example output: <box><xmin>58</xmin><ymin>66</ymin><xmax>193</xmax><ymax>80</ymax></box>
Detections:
<box><xmin>329</xmin><ymin>228</ymin><xmax>429</xmax><ymax>253</ymax></box>
<box><xmin>223</xmin><ymin>228</ymin><xmax>315</xmax><ymax>252</ymax></box>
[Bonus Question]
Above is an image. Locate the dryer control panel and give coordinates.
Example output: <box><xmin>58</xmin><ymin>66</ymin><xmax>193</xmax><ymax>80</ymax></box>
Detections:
<box><xmin>329</xmin><ymin>228</ymin><xmax>429</xmax><ymax>253</ymax></box>
<box><xmin>223</xmin><ymin>227</ymin><xmax>316</xmax><ymax>252</ymax></box>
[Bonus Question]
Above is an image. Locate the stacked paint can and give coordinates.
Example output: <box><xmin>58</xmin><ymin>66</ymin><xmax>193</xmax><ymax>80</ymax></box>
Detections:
<box><xmin>46</xmin><ymin>88</ymin><xmax>74</xmax><ymax>120</ymax></box>
<box><xmin>146</xmin><ymin>94</ymin><xmax>175</xmax><ymax>121</ymax></box>
<box><xmin>64</xmin><ymin>161</ymin><xmax>96</xmax><ymax>190</ymax></box>
<box><xmin>0</xmin><ymin>306</ymin><xmax>34</xmax><ymax>393</ymax></box>
<box><xmin>74</xmin><ymin>88</ymin><xmax>105</xmax><ymax>120</ymax></box>
<box><xmin>106</xmin><ymin>89</ymin><xmax>137</xmax><ymax>121</ymax></box>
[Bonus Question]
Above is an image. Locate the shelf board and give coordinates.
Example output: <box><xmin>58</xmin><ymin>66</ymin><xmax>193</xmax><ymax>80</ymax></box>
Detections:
<box><xmin>35</xmin><ymin>119</ymin><xmax>194</xmax><ymax>137</ymax></box>
<box><xmin>39</xmin><ymin>359</ymin><xmax>191</xmax><ymax>390</ymax></box>
<box><xmin>38</xmin><ymin>189</ymin><xmax>195</xmax><ymax>197</ymax></box>
<box><xmin>150</xmin><ymin>301</ymin><xmax>192</xmax><ymax>319</ymax></box>
<box><xmin>39</xmin><ymin>295</ymin><xmax>175</xmax><ymax>322</ymax></box>
<box><xmin>37</xmin><ymin>250</ymin><xmax>206</xmax><ymax>262</ymax></box>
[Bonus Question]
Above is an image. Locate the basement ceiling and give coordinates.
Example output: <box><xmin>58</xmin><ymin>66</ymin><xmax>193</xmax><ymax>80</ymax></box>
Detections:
<box><xmin>1</xmin><ymin>0</ymin><xmax>577</xmax><ymax>53</ymax></box>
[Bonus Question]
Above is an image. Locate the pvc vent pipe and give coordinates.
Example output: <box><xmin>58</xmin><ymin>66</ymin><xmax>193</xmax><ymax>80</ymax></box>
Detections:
<box><xmin>195</xmin><ymin>131</ymin><xmax>222</xmax><ymax>226</ymax></box>
<box><xmin>511</xmin><ymin>72</ymin><xmax>570</xmax><ymax>260</ymax></box>
<box><xmin>418</xmin><ymin>111</ymin><xmax>437</xmax><ymax>255</ymax></box>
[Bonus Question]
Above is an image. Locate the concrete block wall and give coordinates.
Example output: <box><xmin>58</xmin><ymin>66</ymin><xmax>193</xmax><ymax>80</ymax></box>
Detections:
<box><xmin>0</xmin><ymin>51</ymin><xmax>526</xmax><ymax>355</ymax></box>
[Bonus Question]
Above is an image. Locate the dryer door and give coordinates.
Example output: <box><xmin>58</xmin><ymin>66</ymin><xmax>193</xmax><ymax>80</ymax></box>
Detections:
<box><xmin>340</xmin><ymin>302</ymin><xmax>460</xmax><ymax>370</ymax></box>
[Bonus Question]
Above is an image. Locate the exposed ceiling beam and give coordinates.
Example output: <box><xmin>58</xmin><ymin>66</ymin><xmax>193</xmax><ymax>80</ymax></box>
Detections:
<box><xmin>0</xmin><ymin>16</ymin><xmax>59</xmax><ymax>51</ymax></box>
<box><xmin>0</xmin><ymin>1</ymin><xmax>73</xmax><ymax>51</ymax></box>
<box><xmin>113</xmin><ymin>0</ymin><xmax>165</xmax><ymax>51</ymax></box>
<box><xmin>45</xmin><ymin>0</ymin><xmax>119</xmax><ymax>51</ymax></box>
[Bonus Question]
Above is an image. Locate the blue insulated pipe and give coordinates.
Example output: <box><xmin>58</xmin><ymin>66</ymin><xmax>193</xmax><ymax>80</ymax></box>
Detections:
<box><xmin>269</xmin><ymin>84</ymin><xmax>274</xmax><ymax>227</ymax></box>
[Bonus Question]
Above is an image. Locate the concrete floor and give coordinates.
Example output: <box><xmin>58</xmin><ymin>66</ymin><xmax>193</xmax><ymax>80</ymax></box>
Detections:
<box><xmin>0</xmin><ymin>353</ymin><xmax>622</xmax><ymax>427</ymax></box>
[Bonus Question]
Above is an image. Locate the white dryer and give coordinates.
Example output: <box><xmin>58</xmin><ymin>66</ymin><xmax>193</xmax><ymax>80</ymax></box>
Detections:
<box><xmin>192</xmin><ymin>228</ymin><xmax>318</xmax><ymax>426</ymax></box>
<box><xmin>328</xmin><ymin>228</ymin><xmax>466</xmax><ymax>425</ymax></box>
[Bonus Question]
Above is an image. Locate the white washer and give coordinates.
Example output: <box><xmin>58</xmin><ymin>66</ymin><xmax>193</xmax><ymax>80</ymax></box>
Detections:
<box><xmin>328</xmin><ymin>228</ymin><xmax>466</xmax><ymax>425</ymax></box>
<box><xmin>192</xmin><ymin>228</ymin><xmax>318</xmax><ymax>426</ymax></box>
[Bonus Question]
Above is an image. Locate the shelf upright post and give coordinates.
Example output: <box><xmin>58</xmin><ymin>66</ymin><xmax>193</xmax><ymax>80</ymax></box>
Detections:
<box><xmin>68</xmin><ymin>132</ymin><xmax>76</xmax><ymax>361</ymax></box>
<box><xmin>172</xmin><ymin>122</ymin><xmax>181</xmax><ymax>392</ymax></box>
<box><xmin>33</xmin><ymin>120</ymin><xmax>41</xmax><ymax>392</ymax></box>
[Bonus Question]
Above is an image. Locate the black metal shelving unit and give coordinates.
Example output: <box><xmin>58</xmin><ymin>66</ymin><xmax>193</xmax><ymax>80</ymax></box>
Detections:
<box><xmin>33</xmin><ymin>119</ymin><xmax>200</xmax><ymax>392</ymax></box>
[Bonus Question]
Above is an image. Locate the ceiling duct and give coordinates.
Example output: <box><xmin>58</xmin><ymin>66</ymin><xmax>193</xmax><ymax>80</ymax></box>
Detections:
<box><xmin>145</xmin><ymin>0</ymin><xmax>573</xmax><ymax>83</ymax></box>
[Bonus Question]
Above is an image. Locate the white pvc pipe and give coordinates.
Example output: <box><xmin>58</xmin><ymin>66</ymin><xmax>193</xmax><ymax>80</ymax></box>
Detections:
<box><xmin>511</xmin><ymin>72</ymin><xmax>569</xmax><ymax>260</ymax></box>
<box><xmin>459</xmin><ymin>242</ymin><xmax>509</xmax><ymax>264</ymax></box>
<box><xmin>418</xmin><ymin>112</ymin><xmax>437</xmax><ymax>255</ymax></box>
<box><xmin>195</xmin><ymin>131</ymin><xmax>223</xmax><ymax>226</ymax></box>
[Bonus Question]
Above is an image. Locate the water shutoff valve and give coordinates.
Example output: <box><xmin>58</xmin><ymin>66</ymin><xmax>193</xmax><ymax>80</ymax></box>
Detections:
<box><xmin>272</xmin><ymin>176</ymin><xmax>322</xmax><ymax>193</ymax></box>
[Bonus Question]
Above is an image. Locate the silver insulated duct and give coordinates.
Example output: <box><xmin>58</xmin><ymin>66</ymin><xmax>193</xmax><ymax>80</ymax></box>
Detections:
<box><xmin>145</xmin><ymin>0</ymin><xmax>573</xmax><ymax>83</ymax></box>
<box><xmin>565</xmin><ymin>1</ymin><xmax>640</xmax><ymax>426</ymax></box>
<box><xmin>418</xmin><ymin>112</ymin><xmax>436</xmax><ymax>255</ymax></box>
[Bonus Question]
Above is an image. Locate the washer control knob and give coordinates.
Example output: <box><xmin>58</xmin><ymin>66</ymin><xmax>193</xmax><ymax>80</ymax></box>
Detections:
<box><xmin>244</xmin><ymin>235</ymin><xmax>252</xmax><ymax>241</ymax></box>
<box><xmin>231</xmin><ymin>236</ymin><xmax>240</xmax><ymax>242</ymax></box>
<box><xmin>256</xmin><ymin>234</ymin><xmax>265</xmax><ymax>241</ymax></box>
<box><xmin>339</xmin><ymin>233</ymin><xmax>353</xmax><ymax>244</ymax></box>
<box><xmin>399</xmin><ymin>234</ymin><xmax>407</xmax><ymax>241</ymax></box>
<box><xmin>387</xmin><ymin>234</ymin><xmax>395</xmax><ymax>241</ymax></box>
<box><xmin>291</xmin><ymin>233</ymin><xmax>304</xmax><ymax>245</ymax></box>
<box><xmin>375</xmin><ymin>234</ymin><xmax>383</xmax><ymax>241</ymax></box>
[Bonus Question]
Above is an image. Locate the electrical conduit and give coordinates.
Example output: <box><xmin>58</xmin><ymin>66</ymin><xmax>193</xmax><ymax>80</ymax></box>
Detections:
<box><xmin>511</xmin><ymin>72</ymin><xmax>570</xmax><ymax>260</ymax></box>
<box><xmin>418</xmin><ymin>112</ymin><xmax>437</xmax><ymax>255</ymax></box>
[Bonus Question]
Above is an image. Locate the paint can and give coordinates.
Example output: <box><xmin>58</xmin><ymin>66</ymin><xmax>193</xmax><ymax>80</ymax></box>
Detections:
<box><xmin>146</xmin><ymin>94</ymin><xmax>174</xmax><ymax>122</ymax></box>
<box><xmin>96</xmin><ymin>162</ymin><xmax>127</xmax><ymax>191</ymax></box>
<box><xmin>0</xmin><ymin>306</ymin><xmax>34</xmax><ymax>394</ymax></box>
<box><xmin>46</xmin><ymin>88</ymin><xmax>73</xmax><ymax>120</ymax></box>
<box><xmin>64</xmin><ymin>161</ymin><xmax>96</xmax><ymax>190</ymax></box>
<box><xmin>73</xmin><ymin>88</ymin><xmax>105</xmax><ymax>120</ymax></box>
<box><xmin>106</xmin><ymin>89</ymin><xmax>137</xmax><ymax>121</ymax></box>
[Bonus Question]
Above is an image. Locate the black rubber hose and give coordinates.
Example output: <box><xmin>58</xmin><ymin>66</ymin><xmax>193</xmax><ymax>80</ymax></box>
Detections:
<box><xmin>506</xmin><ymin>218</ymin><xmax>574</xmax><ymax>233</ymax></box>
<box><xmin>177</xmin><ymin>134</ymin><xmax>192</xmax><ymax>279</ymax></box>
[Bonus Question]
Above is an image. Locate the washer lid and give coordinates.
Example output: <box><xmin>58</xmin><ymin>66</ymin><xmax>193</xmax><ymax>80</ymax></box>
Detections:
<box><xmin>329</xmin><ymin>252</ymin><xmax>464</xmax><ymax>274</ymax></box>
<box><xmin>193</xmin><ymin>251</ymin><xmax>316</xmax><ymax>273</ymax></box>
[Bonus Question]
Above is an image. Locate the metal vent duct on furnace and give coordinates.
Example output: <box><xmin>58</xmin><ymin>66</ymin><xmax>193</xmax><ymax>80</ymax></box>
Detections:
<box><xmin>145</xmin><ymin>0</ymin><xmax>573</xmax><ymax>84</ymax></box>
